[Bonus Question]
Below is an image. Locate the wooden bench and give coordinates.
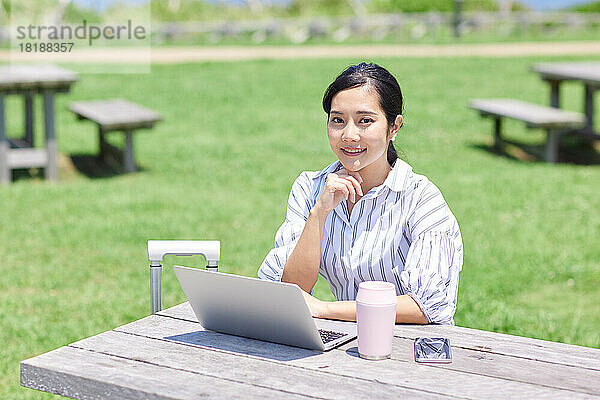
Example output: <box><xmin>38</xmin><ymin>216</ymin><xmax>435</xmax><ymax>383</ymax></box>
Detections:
<box><xmin>469</xmin><ymin>98</ymin><xmax>586</xmax><ymax>163</ymax></box>
<box><xmin>69</xmin><ymin>99</ymin><xmax>162</xmax><ymax>173</ymax></box>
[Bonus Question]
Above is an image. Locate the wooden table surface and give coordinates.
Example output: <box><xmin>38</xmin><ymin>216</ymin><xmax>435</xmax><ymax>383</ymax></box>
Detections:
<box><xmin>21</xmin><ymin>302</ymin><xmax>600</xmax><ymax>399</ymax></box>
<box><xmin>0</xmin><ymin>64</ymin><xmax>78</xmax><ymax>91</ymax></box>
<box><xmin>532</xmin><ymin>62</ymin><xmax>600</xmax><ymax>86</ymax></box>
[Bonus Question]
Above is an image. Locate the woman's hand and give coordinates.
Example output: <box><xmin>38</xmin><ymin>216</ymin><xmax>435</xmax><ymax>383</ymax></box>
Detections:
<box><xmin>314</xmin><ymin>168</ymin><xmax>363</xmax><ymax>215</ymax></box>
<box><xmin>301</xmin><ymin>290</ymin><xmax>328</xmax><ymax>319</ymax></box>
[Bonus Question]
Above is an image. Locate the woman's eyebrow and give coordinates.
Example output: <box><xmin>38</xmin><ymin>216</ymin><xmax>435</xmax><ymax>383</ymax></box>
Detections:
<box><xmin>330</xmin><ymin>110</ymin><xmax>377</xmax><ymax>115</ymax></box>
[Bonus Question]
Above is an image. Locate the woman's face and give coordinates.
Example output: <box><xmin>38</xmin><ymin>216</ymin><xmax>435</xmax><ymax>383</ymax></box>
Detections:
<box><xmin>327</xmin><ymin>85</ymin><xmax>397</xmax><ymax>173</ymax></box>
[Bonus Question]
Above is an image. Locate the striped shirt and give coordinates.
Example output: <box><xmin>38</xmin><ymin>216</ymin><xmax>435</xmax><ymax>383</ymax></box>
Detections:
<box><xmin>258</xmin><ymin>159</ymin><xmax>463</xmax><ymax>325</ymax></box>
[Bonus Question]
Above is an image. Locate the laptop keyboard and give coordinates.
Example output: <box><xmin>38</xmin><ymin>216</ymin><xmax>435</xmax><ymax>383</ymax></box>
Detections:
<box><xmin>319</xmin><ymin>329</ymin><xmax>348</xmax><ymax>344</ymax></box>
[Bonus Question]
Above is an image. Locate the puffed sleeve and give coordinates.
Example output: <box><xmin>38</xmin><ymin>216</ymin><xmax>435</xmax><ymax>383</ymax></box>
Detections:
<box><xmin>399</xmin><ymin>182</ymin><xmax>463</xmax><ymax>325</ymax></box>
<box><xmin>258</xmin><ymin>172</ymin><xmax>315</xmax><ymax>282</ymax></box>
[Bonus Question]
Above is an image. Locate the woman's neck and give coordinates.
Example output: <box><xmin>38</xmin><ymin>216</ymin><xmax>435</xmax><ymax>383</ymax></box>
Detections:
<box><xmin>356</xmin><ymin>158</ymin><xmax>392</xmax><ymax>196</ymax></box>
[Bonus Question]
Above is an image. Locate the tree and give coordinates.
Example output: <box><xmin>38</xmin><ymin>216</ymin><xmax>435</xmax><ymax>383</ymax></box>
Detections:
<box><xmin>572</xmin><ymin>1</ymin><xmax>600</xmax><ymax>12</ymax></box>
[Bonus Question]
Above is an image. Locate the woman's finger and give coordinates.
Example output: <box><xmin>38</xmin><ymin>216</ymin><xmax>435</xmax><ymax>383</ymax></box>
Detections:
<box><xmin>339</xmin><ymin>168</ymin><xmax>363</xmax><ymax>184</ymax></box>
<box><xmin>341</xmin><ymin>179</ymin><xmax>356</xmax><ymax>203</ymax></box>
<box><xmin>330</xmin><ymin>172</ymin><xmax>359</xmax><ymax>202</ymax></box>
<box><xmin>335</xmin><ymin>170</ymin><xmax>363</xmax><ymax>198</ymax></box>
<box><xmin>348</xmin><ymin>170</ymin><xmax>363</xmax><ymax>183</ymax></box>
<box><xmin>344</xmin><ymin>175</ymin><xmax>363</xmax><ymax>197</ymax></box>
<box><xmin>339</xmin><ymin>182</ymin><xmax>350</xmax><ymax>201</ymax></box>
<box><xmin>324</xmin><ymin>172</ymin><xmax>358</xmax><ymax>206</ymax></box>
<box><xmin>327</xmin><ymin>178</ymin><xmax>347</xmax><ymax>195</ymax></box>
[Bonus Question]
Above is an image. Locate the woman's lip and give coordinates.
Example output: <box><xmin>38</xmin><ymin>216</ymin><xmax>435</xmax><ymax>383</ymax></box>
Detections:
<box><xmin>341</xmin><ymin>148</ymin><xmax>366</xmax><ymax>157</ymax></box>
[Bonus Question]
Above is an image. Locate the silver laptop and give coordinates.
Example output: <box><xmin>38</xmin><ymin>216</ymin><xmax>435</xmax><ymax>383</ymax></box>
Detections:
<box><xmin>173</xmin><ymin>265</ymin><xmax>357</xmax><ymax>351</ymax></box>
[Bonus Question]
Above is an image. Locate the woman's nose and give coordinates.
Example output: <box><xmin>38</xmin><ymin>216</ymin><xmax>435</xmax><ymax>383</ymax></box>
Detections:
<box><xmin>341</xmin><ymin>122</ymin><xmax>360</xmax><ymax>141</ymax></box>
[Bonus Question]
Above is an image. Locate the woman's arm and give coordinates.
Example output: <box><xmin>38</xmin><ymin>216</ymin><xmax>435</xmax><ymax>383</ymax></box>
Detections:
<box><xmin>301</xmin><ymin>291</ymin><xmax>428</xmax><ymax>324</ymax></box>
<box><xmin>282</xmin><ymin>169</ymin><xmax>362</xmax><ymax>292</ymax></box>
<box><xmin>304</xmin><ymin>292</ymin><xmax>429</xmax><ymax>324</ymax></box>
<box><xmin>280</xmin><ymin>205</ymin><xmax>328</xmax><ymax>292</ymax></box>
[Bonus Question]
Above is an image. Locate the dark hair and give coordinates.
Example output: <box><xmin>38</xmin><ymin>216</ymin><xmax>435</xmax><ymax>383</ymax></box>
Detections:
<box><xmin>322</xmin><ymin>62</ymin><xmax>403</xmax><ymax>166</ymax></box>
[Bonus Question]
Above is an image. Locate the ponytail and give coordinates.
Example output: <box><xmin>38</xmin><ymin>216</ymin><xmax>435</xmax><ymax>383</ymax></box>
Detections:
<box><xmin>387</xmin><ymin>140</ymin><xmax>398</xmax><ymax>167</ymax></box>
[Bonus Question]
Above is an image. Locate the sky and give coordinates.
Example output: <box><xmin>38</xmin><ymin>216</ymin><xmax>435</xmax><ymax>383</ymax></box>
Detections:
<box><xmin>72</xmin><ymin>0</ymin><xmax>596</xmax><ymax>12</ymax></box>
<box><xmin>520</xmin><ymin>0</ymin><xmax>593</xmax><ymax>8</ymax></box>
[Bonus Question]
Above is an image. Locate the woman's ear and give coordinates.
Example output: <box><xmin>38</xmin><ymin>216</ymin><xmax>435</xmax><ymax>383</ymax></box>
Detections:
<box><xmin>390</xmin><ymin>114</ymin><xmax>403</xmax><ymax>142</ymax></box>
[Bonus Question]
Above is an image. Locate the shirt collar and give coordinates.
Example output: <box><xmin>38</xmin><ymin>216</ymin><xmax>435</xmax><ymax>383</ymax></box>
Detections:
<box><xmin>313</xmin><ymin>159</ymin><xmax>412</xmax><ymax>193</ymax></box>
<box><xmin>382</xmin><ymin>158</ymin><xmax>413</xmax><ymax>193</ymax></box>
<box><xmin>313</xmin><ymin>160</ymin><xmax>344</xmax><ymax>179</ymax></box>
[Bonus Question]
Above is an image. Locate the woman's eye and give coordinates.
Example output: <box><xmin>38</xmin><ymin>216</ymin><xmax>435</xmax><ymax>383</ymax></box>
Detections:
<box><xmin>360</xmin><ymin>117</ymin><xmax>374</xmax><ymax>124</ymax></box>
<box><xmin>331</xmin><ymin>117</ymin><xmax>343</xmax><ymax>123</ymax></box>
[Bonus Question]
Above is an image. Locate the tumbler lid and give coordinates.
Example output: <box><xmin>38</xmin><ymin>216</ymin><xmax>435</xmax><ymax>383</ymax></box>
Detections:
<box><xmin>356</xmin><ymin>281</ymin><xmax>396</xmax><ymax>305</ymax></box>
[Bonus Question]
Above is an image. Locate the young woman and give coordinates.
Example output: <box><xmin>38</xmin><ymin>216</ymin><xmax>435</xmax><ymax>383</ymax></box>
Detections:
<box><xmin>258</xmin><ymin>62</ymin><xmax>463</xmax><ymax>325</ymax></box>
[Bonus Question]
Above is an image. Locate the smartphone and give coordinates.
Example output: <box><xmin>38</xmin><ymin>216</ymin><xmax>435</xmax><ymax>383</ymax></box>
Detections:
<box><xmin>414</xmin><ymin>337</ymin><xmax>452</xmax><ymax>363</ymax></box>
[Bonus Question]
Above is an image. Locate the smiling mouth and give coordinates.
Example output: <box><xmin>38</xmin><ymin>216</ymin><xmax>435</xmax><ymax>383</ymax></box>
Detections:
<box><xmin>341</xmin><ymin>147</ymin><xmax>366</xmax><ymax>156</ymax></box>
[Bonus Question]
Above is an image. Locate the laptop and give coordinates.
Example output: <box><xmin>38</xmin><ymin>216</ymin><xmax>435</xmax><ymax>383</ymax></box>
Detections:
<box><xmin>173</xmin><ymin>265</ymin><xmax>357</xmax><ymax>351</ymax></box>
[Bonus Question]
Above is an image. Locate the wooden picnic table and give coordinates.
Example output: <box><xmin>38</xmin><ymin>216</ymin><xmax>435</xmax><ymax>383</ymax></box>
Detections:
<box><xmin>0</xmin><ymin>64</ymin><xmax>78</xmax><ymax>183</ymax></box>
<box><xmin>21</xmin><ymin>302</ymin><xmax>600</xmax><ymax>399</ymax></box>
<box><xmin>532</xmin><ymin>61</ymin><xmax>600</xmax><ymax>139</ymax></box>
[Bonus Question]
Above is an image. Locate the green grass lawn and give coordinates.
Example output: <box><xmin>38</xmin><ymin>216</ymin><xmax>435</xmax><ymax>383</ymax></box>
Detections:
<box><xmin>2</xmin><ymin>54</ymin><xmax>600</xmax><ymax>399</ymax></box>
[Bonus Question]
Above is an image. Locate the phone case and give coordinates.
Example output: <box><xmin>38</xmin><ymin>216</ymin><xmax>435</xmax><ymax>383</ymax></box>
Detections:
<box><xmin>414</xmin><ymin>337</ymin><xmax>452</xmax><ymax>363</ymax></box>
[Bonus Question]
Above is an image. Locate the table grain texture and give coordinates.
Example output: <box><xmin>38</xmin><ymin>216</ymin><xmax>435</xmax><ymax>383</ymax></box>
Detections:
<box><xmin>21</xmin><ymin>302</ymin><xmax>600</xmax><ymax>399</ymax></box>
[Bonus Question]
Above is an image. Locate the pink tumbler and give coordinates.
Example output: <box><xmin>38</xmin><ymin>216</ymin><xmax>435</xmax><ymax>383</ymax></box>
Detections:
<box><xmin>356</xmin><ymin>281</ymin><xmax>397</xmax><ymax>360</ymax></box>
